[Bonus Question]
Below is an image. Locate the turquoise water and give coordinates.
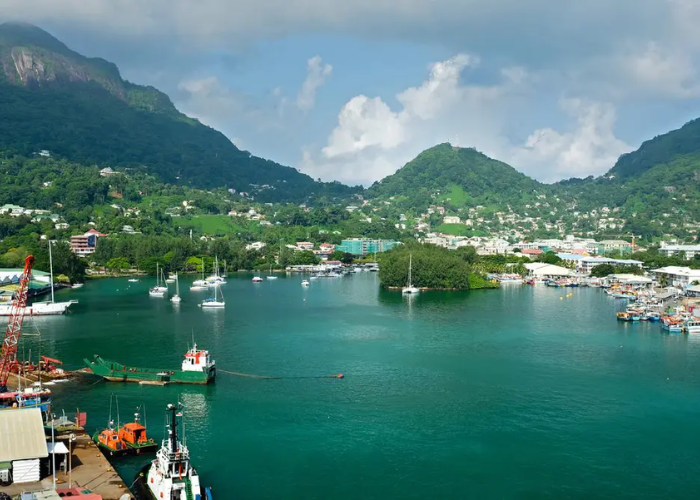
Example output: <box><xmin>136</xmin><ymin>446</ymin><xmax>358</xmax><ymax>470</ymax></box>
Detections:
<box><xmin>23</xmin><ymin>275</ymin><xmax>700</xmax><ymax>498</ymax></box>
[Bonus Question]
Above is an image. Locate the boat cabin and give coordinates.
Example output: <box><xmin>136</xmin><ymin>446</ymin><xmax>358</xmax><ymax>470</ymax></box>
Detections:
<box><xmin>182</xmin><ymin>344</ymin><xmax>214</xmax><ymax>373</ymax></box>
<box><xmin>97</xmin><ymin>427</ymin><xmax>124</xmax><ymax>452</ymax></box>
<box><xmin>119</xmin><ymin>422</ymin><xmax>149</xmax><ymax>446</ymax></box>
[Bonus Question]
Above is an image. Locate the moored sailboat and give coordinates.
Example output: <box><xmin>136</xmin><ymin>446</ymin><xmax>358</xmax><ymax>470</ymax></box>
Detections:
<box><xmin>201</xmin><ymin>284</ymin><xmax>225</xmax><ymax>308</ymax></box>
<box><xmin>171</xmin><ymin>276</ymin><xmax>182</xmax><ymax>304</ymax></box>
<box><xmin>402</xmin><ymin>253</ymin><xmax>420</xmax><ymax>295</ymax></box>
<box><xmin>149</xmin><ymin>263</ymin><xmax>168</xmax><ymax>297</ymax></box>
<box><xmin>191</xmin><ymin>258</ymin><xmax>208</xmax><ymax>291</ymax></box>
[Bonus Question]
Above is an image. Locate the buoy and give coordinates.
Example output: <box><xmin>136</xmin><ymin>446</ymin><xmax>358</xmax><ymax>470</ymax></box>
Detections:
<box><xmin>337</xmin><ymin>373</ymin><xmax>344</xmax><ymax>379</ymax></box>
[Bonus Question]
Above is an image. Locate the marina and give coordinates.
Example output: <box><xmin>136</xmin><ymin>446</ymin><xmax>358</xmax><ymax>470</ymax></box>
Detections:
<box><xmin>2</xmin><ymin>272</ymin><xmax>700</xmax><ymax>498</ymax></box>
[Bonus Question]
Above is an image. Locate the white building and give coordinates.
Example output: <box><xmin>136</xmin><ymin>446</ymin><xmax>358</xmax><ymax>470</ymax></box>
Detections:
<box><xmin>652</xmin><ymin>266</ymin><xmax>700</xmax><ymax>287</ymax></box>
<box><xmin>245</xmin><ymin>241</ymin><xmax>267</xmax><ymax>251</ymax></box>
<box><xmin>524</xmin><ymin>263</ymin><xmax>572</xmax><ymax>278</ymax></box>
<box><xmin>659</xmin><ymin>244</ymin><xmax>700</xmax><ymax>260</ymax></box>
<box><xmin>443</xmin><ymin>216</ymin><xmax>461</xmax><ymax>224</ymax></box>
<box><xmin>557</xmin><ymin>253</ymin><xmax>643</xmax><ymax>275</ymax></box>
<box><xmin>0</xmin><ymin>408</ymin><xmax>48</xmax><ymax>484</ymax></box>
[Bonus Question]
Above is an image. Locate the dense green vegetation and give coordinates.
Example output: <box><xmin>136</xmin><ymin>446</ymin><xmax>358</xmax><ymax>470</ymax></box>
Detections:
<box><xmin>608</xmin><ymin>118</ymin><xmax>700</xmax><ymax>180</ymax></box>
<box><xmin>369</xmin><ymin>144</ymin><xmax>545</xmax><ymax>211</ymax></box>
<box><xmin>378</xmin><ymin>243</ymin><xmax>499</xmax><ymax>290</ymax></box>
<box><xmin>0</xmin><ymin>22</ymin><xmax>360</xmax><ymax>204</ymax></box>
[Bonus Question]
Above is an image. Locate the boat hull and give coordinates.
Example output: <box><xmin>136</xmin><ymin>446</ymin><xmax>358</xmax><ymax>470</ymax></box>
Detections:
<box><xmin>0</xmin><ymin>301</ymin><xmax>75</xmax><ymax>316</ymax></box>
<box><xmin>132</xmin><ymin>464</ymin><xmax>213</xmax><ymax>500</ymax></box>
<box><xmin>84</xmin><ymin>356</ymin><xmax>215</xmax><ymax>385</ymax></box>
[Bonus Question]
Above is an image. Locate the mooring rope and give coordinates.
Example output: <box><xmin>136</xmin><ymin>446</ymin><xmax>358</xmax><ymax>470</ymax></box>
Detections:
<box><xmin>217</xmin><ymin>369</ymin><xmax>344</xmax><ymax>380</ymax></box>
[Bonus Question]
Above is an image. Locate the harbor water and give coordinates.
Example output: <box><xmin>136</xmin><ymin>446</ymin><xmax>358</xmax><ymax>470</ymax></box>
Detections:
<box><xmin>24</xmin><ymin>274</ymin><xmax>700</xmax><ymax>498</ymax></box>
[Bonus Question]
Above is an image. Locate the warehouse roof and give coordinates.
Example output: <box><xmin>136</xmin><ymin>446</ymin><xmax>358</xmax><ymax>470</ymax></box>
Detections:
<box><xmin>0</xmin><ymin>408</ymin><xmax>48</xmax><ymax>462</ymax></box>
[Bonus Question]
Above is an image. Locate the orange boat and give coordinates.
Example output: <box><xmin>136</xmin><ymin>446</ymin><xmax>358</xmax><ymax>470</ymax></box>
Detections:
<box><xmin>118</xmin><ymin>409</ymin><xmax>157</xmax><ymax>454</ymax></box>
<box><xmin>93</xmin><ymin>402</ymin><xmax>156</xmax><ymax>456</ymax></box>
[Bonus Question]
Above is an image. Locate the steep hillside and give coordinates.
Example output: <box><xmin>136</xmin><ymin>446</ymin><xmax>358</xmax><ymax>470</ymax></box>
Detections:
<box><xmin>368</xmin><ymin>143</ymin><xmax>545</xmax><ymax>208</ymax></box>
<box><xmin>608</xmin><ymin>118</ymin><xmax>700</xmax><ymax>181</ymax></box>
<box><xmin>0</xmin><ymin>22</ymin><xmax>359</xmax><ymax>203</ymax></box>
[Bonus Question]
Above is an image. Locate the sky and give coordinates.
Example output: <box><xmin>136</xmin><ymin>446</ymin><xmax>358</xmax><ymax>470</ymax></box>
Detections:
<box><xmin>3</xmin><ymin>0</ymin><xmax>700</xmax><ymax>186</ymax></box>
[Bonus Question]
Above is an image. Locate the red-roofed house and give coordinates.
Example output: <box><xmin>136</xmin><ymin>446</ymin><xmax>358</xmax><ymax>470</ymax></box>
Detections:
<box><xmin>520</xmin><ymin>248</ymin><xmax>543</xmax><ymax>258</ymax></box>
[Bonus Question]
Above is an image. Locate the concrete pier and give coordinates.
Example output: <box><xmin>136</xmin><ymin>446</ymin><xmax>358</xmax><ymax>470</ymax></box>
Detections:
<box><xmin>1</xmin><ymin>435</ymin><xmax>134</xmax><ymax>500</ymax></box>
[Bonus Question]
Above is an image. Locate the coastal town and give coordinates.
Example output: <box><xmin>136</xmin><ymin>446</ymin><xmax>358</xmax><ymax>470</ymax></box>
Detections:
<box><xmin>2</xmin><ymin>8</ymin><xmax>700</xmax><ymax>498</ymax></box>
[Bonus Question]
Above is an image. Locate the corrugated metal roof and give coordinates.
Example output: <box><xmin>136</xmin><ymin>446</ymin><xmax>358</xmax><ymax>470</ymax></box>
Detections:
<box><xmin>0</xmin><ymin>408</ymin><xmax>48</xmax><ymax>461</ymax></box>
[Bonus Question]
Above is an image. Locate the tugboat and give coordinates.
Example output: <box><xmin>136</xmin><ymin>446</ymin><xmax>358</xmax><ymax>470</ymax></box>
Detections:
<box><xmin>134</xmin><ymin>402</ymin><xmax>214</xmax><ymax>499</ymax></box>
<box><xmin>84</xmin><ymin>343</ymin><xmax>216</xmax><ymax>385</ymax></box>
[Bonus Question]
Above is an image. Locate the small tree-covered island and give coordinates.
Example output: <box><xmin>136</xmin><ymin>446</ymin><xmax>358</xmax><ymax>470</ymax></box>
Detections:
<box><xmin>378</xmin><ymin>243</ymin><xmax>499</xmax><ymax>291</ymax></box>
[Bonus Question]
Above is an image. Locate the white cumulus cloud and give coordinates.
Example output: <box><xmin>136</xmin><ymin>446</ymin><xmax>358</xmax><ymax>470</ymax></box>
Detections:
<box><xmin>510</xmin><ymin>99</ymin><xmax>631</xmax><ymax>182</ymax></box>
<box><xmin>296</xmin><ymin>55</ymin><xmax>332</xmax><ymax>112</ymax></box>
<box><xmin>304</xmin><ymin>55</ymin><xmax>632</xmax><ymax>185</ymax></box>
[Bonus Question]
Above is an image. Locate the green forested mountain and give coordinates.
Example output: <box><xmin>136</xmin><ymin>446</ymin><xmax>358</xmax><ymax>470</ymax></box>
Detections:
<box><xmin>607</xmin><ymin>118</ymin><xmax>700</xmax><ymax>181</ymax></box>
<box><xmin>368</xmin><ymin>143</ymin><xmax>545</xmax><ymax>208</ymax></box>
<box><xmin>0</xmin><ymin>22</ymin><xmax>359</xmax><ymax>203</ymax></box>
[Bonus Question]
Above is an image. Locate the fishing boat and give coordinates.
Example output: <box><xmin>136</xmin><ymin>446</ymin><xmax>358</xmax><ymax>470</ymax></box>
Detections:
<box><xmin>616</xmin><ymin>311</ymin><xmax>632</xmax><ymax>321</ymax></box>
<box><xmin>84</xmin><ymin>343</ymin><xmax>216</xmax><ymax>385</ymax></box>
<box><xmin>149</xmin><ymin>264</ymin><xmax>168</xmax><ymax>297</ymax></box>
<box><xmin>0</xmin><ymin>384</ymin><xmax>52</xmax><ymax>412</ymax></box>
<box><xmin>684</xmin><ymin>318</ymin><xmax>700</xmax><ymax>334</ymax></box>
<box><xmin>170</xmin><ymin>276</ymin><xmax>182</xmax><ymax>304</ymax></box>
<box><xmin>402</xmin><ymin>253</ymin><xmax>420</xmax><ymax>295</ymax></box>
<box><xmin>133</xmin><ymin>403</ymin><xmax>214</xmax><ymax>500</ymax></box>
<box><xmin>661</xmin><ymin>316</ymin><xmax>683</xmax><ymax>333</ymax></box>
<box><xmin>201</xmin><ymin>284</ymin><xmax>225</xmax><ymax>308</ymax></box>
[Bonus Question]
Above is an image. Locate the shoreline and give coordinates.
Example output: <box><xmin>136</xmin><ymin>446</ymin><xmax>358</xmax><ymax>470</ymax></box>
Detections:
<box><xmin>382</xmin><ymin>285</ymin><xmax>499</xmax><ymax>291</ymax></box>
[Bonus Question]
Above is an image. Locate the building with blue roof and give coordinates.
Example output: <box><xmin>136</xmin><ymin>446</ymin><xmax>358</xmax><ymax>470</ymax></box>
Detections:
<box><xmin>556</xmin><ymin>254</ymin><xmax>643</xmax><ymax>275</ymax></box>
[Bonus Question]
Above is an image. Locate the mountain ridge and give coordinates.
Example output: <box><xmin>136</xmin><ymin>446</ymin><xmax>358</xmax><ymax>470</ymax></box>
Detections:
<box><xmin>0</xmin><ymin>22</ymin><xmax>360</xmax><ymax>203</ymax></box>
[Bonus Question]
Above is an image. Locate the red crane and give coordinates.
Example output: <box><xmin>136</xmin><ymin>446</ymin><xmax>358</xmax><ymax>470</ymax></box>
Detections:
<box><xmin>0</xmin><ymin>255</ymin><xmax>34</xmax><ymax>393</ymax></box>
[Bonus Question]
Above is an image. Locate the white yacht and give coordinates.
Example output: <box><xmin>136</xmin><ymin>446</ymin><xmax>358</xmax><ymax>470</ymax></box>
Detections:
<box><xmin>301</xmin><ymin>280</ymin><xmax>310</xmax><ymax>287</ymax></box>
<box><xmin>134</xmin><ymin>403</ymin><xmax>213</xmax><ymax>500</ymax></box>
<box><xmin>402</xmin><ymin>253</ymin><xmax>420</xmax><ymax>295</ymax></box>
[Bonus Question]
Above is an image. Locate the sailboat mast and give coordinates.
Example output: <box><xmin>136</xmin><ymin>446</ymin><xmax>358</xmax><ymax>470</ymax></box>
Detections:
<box><xmin>48</xmin><ymin>240</ymin><xmax>55</xmax><ymax>303</ymax></box>
<box><xmin>408</xmin><ymin>254</ymin><xmax>412</xmax><ymax>287</ymax></box>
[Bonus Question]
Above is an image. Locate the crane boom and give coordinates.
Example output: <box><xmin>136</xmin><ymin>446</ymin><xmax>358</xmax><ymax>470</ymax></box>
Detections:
<box><xmin>0</xmin><ymin>255</ymin><xmax>34</xmax><ymax>393</ymax></box>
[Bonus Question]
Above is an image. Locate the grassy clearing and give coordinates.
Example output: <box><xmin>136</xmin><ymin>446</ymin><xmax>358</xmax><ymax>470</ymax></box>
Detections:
<box><xmin>177</xmin><ymin>215</ymin><xmax>236</xmax><ymax>235</ymax></box>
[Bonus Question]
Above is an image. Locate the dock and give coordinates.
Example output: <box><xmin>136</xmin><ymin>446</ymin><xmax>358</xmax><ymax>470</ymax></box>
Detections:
<box><xmin>1</xmin><ymin>435</ymin><xmax>134</xmax><ymax>499</ymax></box>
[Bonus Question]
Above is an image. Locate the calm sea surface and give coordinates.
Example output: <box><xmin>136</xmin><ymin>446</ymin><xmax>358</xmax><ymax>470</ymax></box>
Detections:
<box><xmin>20</xmin><ymin>274</ymin><xmax>700</xmax><ymax>499</ymax></box>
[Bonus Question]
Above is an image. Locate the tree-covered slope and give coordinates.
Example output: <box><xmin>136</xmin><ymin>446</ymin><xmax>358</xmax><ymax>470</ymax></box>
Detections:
<box><xmin>0</xmin><ymin>22</ymin><xmax>359</xmax><ymax>203</ymax></box>
<box><xmin>368</xmin><ymin>143</ymin><xmax>545</xmax><ymax>208</ymax></box>
<box><xmin>608</xmin><ymin>118</ymin><xmax>700</xmax><ymax>181</ymax></box>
